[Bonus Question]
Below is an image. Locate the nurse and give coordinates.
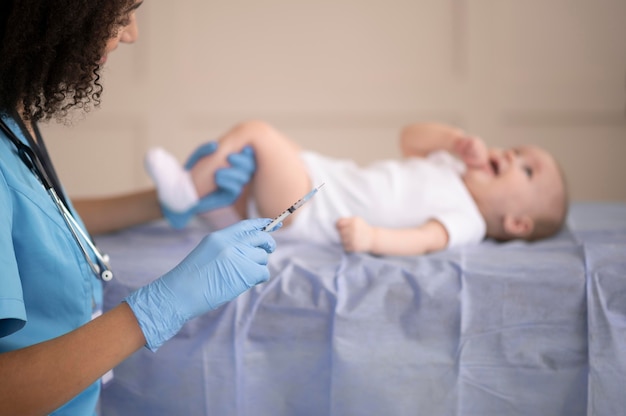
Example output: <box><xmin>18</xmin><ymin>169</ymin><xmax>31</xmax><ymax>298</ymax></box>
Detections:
<box><xmin>0</xmin><ymin>1</ymin><xmax>274</xmax><ymax>415</ymax></box>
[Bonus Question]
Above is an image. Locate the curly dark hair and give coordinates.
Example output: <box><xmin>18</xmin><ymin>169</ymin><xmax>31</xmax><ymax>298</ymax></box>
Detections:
<box><xmin>0</xmin><ymin>0</ymin><xmax>136</xmax><ymax>122</ymax></box>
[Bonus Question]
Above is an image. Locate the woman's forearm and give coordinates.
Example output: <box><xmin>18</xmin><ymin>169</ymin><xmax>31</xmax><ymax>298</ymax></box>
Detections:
<box><xmin>72</xmin><ymin>189</ymin><xmax>163</xmax><ymax>235</ymax></box>
<box><xmin>0</xmin><ymin>303</ymin><xmax>145</xmax><ymax>416</ymax></box>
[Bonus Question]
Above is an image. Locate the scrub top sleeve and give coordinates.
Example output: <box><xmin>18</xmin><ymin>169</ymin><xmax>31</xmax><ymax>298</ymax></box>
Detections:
<box><xmin>0</xmin><ymin>172</ymin><xmax>27</xmax><ymax>338</ymax></box>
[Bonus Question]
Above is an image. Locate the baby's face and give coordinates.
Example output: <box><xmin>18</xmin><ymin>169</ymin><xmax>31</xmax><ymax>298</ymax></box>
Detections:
<box><xmin>463</xmin><ymin>145</ymin><xmax>564</xmax><ymax>220</ymax></box>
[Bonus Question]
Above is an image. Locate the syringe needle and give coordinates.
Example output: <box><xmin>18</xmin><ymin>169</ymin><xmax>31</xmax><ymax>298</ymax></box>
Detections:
<box><xmin>262</xmin><ymin>183</ymin><xmax>325</xmax><ymax>232</ymax></box>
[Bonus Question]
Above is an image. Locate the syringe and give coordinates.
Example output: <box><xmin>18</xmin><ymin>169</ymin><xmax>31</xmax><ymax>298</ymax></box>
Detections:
<box><xmin>262</xmin><ymin>183</ymin><xmax>325</xmax><ymax>232</ymax></box>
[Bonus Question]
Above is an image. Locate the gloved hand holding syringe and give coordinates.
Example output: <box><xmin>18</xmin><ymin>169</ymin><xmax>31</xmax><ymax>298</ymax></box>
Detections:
<box><xmin>262</xmin><ymin>183</ymin><xmax>325</xmax><ymax>231</ymax></box>
<box><xmin>126</xmin><ymin>183</ymin><xmax>323</xmax><ymax>352</ymax></box>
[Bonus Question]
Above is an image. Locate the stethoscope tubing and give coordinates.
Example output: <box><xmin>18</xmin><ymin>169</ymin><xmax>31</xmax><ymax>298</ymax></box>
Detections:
<box><xmin>49</xmin><ymin>186</ymin><xmax>113</xmax><ymax>281</ymax></box>
<box><xmin>0</xmin><ymin>117</ymin><xmax>113</xmax><ymax>281</ymax></box>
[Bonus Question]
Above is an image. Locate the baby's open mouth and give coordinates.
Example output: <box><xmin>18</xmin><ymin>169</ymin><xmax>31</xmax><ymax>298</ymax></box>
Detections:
<box><xmin>489</xmin><ymin>159</ymin><xmax>499</xmax><ymax>175</ymax></box>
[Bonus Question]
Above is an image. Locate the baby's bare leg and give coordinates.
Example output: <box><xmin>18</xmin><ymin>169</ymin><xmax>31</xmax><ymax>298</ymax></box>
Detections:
<box><xmin>192</xmin><ymin>120</ymin><xmax>311</xmax><ymax>225</ymax></box>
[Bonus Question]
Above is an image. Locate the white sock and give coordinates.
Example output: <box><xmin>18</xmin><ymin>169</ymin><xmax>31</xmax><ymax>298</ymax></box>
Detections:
<box><xmin>144</xmin><ymin>147</ymin><xmax>199</xmax><ymax>212</ymax></box>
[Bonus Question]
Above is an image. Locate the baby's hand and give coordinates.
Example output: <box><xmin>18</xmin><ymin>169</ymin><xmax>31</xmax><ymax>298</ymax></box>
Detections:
<box><xmin>453</xmin><ymin>135</ymin><xmax>489</xmax><ymax>170</ymax></box>
<box><xmin>336</xmin><ymin>216</ymin><xmax>375</xmax><ymax>253</ymax></box>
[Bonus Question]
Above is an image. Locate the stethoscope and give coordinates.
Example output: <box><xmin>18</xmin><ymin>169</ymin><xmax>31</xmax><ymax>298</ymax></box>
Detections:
<box><xmin>0</xmin><ymin>115</ymin><xmax>113</xmax><ymax>281</ymax></box>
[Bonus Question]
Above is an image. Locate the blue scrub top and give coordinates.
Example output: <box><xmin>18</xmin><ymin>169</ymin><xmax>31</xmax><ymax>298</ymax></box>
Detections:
<box><xmin>0</xmin><ymin>116</ymin><xmax>103</xmax><ymax>415</ymax></box>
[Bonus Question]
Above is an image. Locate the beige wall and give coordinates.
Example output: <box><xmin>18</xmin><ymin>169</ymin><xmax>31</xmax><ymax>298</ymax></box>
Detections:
<box><xmin>41</xmin><ymin>0</ymin><xmax>626</xmax><ymax>201</ymax></box>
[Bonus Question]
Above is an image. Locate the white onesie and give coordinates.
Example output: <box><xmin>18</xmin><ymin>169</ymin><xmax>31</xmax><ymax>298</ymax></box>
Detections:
<box><xmin>248</xmin><ymin>150</ymin><xmax>486</xmax><ymax>249</ymax></box>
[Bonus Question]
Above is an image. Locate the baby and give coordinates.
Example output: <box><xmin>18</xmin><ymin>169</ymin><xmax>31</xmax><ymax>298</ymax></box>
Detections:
<box><xmin>146</xmin><ymin>121</ymin><xmax>568</xmax><ymax>256</ymax></box>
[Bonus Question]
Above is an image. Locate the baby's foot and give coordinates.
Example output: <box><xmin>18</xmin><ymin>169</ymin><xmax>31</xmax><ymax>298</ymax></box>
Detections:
<box><xmin>145</xmin><ymin>147</ymin><xmax>199</xmax><ymax>212</ymax></box>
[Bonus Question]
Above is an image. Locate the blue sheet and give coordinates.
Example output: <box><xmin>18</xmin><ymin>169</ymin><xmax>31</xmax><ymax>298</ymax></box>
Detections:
<box><xmin>98</xmin><ymin>202</ymin><xmax>626</xmax><ymax>416</ymax></box>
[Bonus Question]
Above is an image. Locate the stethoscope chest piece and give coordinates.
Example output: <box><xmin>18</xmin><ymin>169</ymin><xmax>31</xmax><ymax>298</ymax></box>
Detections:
<box><xmin>101</xmin><ymin>270</ymin><xmax>114</xmax><ymax>282</ymax></box>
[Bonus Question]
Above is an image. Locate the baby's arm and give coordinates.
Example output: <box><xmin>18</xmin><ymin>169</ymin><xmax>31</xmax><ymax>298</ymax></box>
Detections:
<box><xmin>335</xmin><ymin>216</ymin><xmax>448</xmax><ymax>256</ymax></box>
<box><xmin>400</xmin><ymin>122</ymin><xmax>489</xmax><ymax>170</ymax></box>
<box><xmin>400</xmin><ymin>122</ymin><xmax>467</xmax><ymax>158</ymax></box>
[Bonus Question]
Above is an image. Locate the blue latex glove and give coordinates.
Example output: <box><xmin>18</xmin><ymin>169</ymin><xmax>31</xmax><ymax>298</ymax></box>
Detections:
<box><xmin>163</xmin><ymin>142</ymin><xmax>256</xmax><ymax>229</ymax></box>
<box><xmin>125</xmin><ymin>218</ymin><xmax>275</xmax><ymax>351</ymax></box>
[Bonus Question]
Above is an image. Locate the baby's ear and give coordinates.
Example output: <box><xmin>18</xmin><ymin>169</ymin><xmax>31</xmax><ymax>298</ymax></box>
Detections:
<box><xmin>502</xmin><ymin>214</ymin><xmax>534</xmax><ymax>238</ymax></box>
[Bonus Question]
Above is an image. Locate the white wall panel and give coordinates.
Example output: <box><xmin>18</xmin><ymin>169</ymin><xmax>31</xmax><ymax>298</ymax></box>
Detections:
<box><xmin>40</xmin><ymin>0</ymin><xmax>625</xmax><ymax>201</ymax></box>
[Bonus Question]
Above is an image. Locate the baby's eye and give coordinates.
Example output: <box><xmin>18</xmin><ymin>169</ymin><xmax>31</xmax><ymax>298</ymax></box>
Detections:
<box><xmin>524</xmin><ymin>166</ymin><xmax>533</xmax><ymax>178</ymax></box>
